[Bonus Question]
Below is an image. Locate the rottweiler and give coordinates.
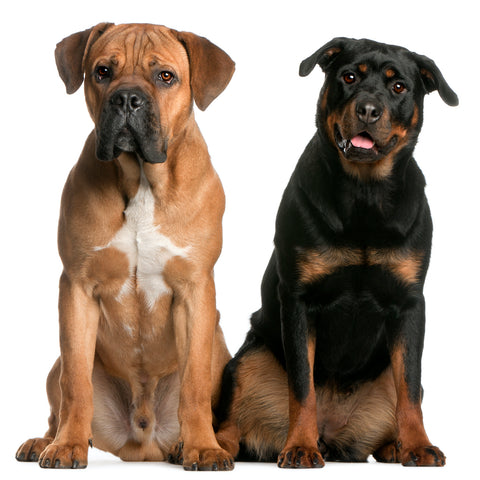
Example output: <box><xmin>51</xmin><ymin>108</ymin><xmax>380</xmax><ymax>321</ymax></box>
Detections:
<box><xmin>215</xmin><ymin>37</ymin><xmax>458</xmax><ymax>468</ymax></box>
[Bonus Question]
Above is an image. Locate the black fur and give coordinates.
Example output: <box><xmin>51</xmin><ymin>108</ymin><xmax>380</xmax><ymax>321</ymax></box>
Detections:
<box><xmin>217</xmin><ymin>38</ymin><xmax>457</xmax><ymax>456</ymax></box>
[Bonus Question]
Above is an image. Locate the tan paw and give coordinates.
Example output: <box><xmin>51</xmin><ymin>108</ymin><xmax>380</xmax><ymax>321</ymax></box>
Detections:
<box><xmin>278</xmin><ymin>446</ymin><xmax>325</xmax><ymax>468</ymax></box>
<box><xmin>16</xmin><ymin>437</ymin><xmax>53</xmax><ymax>463</ymax></box>
<box><xmin>401</xmin><ymin>445</ymin><xmax>446</xmax><ymax>466</ymax></box>
<box><xmin>168</xmin><ymin>441</ymin><xmax>234</xmax><ymax>471</ymax></box>
<box><xmin>38</xmin><ymin>441</ymin><xmax>88</xmax><ymax>469</ymax></box>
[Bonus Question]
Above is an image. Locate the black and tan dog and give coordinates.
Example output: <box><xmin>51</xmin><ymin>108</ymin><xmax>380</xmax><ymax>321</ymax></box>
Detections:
<box><xmin>216</xmin><ymin>37</ymin><xmax>457</xmax><ymax>468</ymax></box>
<box><xmin>15</xmin><ymin>23</ymin><xmax>235</xmax><ymax>470</ymax></box>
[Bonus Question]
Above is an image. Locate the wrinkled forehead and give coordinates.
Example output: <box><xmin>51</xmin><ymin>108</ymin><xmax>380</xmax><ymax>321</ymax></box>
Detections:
<box><xmin>337</xmin><ymin>41</ymin><xmax>417</xmax><ymax>76</ymax></box>
<box><xmin>86</xmin><ymin>24</ymin><xmax>189</xmax><ymax>71</ymax></box>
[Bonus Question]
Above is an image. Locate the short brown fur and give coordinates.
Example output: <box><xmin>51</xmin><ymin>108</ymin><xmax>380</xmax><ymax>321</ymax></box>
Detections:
<box><xmin>16</xmin><ymin>23</ymin><xmax>235</xmax><ymax>471</ymax></box>
<box><xmin>217</xmin><ymin>348</ymin><xmax>397</xmax><ymax>462</ymax></box>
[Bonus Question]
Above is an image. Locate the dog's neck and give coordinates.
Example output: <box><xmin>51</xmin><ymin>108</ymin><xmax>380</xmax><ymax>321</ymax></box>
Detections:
<box><xmin>115</xmin><ymin>116</ymin><xmax>211</xmax><ymax>203</ymax></box>
<box><xmin>296</xmin><ymin>132</ymin><xmax>424</xmax><ymax>241</ymax></box>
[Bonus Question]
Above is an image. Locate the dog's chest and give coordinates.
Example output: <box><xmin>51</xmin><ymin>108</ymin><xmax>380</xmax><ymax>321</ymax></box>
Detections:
<box><xmin>98</xmin><ymin>170</ymin><xmax>189</xmax><ymax>310</ymax></box>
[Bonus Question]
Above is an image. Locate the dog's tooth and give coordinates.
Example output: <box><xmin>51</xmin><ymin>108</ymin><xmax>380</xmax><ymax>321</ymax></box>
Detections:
<box><xmin>338</xmin><ymin>138</ymin><xmax>348</xmax><ymax>153</ymax></box>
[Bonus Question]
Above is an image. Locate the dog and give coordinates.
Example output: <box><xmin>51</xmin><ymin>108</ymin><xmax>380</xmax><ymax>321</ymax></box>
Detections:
<box><xmin>15</xmin><ymin>23</ymin><xmax>235</xmax><ymax>471</ymax></box>
<box><xmin>216</xmin><ymin>37</ymin><xmax>457</xmax><ymax>468</ymax></box>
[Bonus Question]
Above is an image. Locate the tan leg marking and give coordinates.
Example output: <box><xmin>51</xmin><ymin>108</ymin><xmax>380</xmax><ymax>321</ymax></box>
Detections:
<box><xmin>391</xmin><ymin>345</ymin><xmax>445</xmax><ymax>466</ymax></box>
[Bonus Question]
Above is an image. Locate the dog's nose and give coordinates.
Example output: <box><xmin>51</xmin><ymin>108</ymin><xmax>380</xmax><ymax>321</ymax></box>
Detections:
<box><xmin>110</xmin><ymin>90</ymin><xmax>146</xmax><ymax>113</ymax></box>
<box><xmin>356</xmin><ymin>100</ymin><xmax>382</xmax><ymax>124</ymax></box>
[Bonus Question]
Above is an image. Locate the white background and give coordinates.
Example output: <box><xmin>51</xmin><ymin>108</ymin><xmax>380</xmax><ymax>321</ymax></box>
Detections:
<box><xmin>1</xmin><ymin>0</ymin><xmax>478</xmax><ymax>478</ymax></box>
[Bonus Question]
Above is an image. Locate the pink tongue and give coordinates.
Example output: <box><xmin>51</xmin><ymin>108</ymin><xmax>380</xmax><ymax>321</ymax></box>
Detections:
<box><xmin>351</xmin><ymin>135</ymin><xmax>374</xmax><ymax>149</ymax></box>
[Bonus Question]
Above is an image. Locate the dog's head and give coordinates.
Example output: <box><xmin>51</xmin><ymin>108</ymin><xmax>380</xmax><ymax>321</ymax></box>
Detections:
<box><xmin>55</xmin><ymin>23</ymin><xmax>235</xmax><ymax>164</ymax></box>
<box><xmin>300</xmin><ymin>38</ymin><xmax>458</xmax><ymax>180</ymax></box>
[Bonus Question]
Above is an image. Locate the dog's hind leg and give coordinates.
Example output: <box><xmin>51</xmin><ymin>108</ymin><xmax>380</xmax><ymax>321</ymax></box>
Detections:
<box><xmin>216</xmin><ymin>345</ymin><xmax>290</xmax><ymax>462</ymax></box>
<box><xmin>15</xmin><ymin>357</ymin><xmax>61</xmax><ymax>463</ymax></box>
<box><xmin>215</xmin><ymin>356</ymin><xmax>243</xmax><ymax>459</ymax></box>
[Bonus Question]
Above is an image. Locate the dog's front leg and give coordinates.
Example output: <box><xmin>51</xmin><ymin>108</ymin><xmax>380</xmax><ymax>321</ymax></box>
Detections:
<box><xmin>390</xmin><ymin>295</ymin><xmax>445</xmax><ymax>466</ymax></box>
<box><xmin>38</xmin><ymin>273</ymin><xmax>99</xmax><ymax>469</ymax></box>
<box><xmin>170</xmin><ymin>273</ymin><xmax>234</xmax><ymax>471</ymax></box>
<box><xmin>277</xmin><ymin>286</ymin><xmax>324</xmax><ymax>468</ymax></box>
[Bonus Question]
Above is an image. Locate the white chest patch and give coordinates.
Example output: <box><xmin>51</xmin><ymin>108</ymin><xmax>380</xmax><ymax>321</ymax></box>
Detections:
<box><xmin>96</xmin><ymin>165</ymin><xmax>190</xmax><ymax>310</ymax></box>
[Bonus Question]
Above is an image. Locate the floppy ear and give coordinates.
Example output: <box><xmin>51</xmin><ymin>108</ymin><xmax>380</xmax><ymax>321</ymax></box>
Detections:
<box><xmin>299</xmin><ymin>37</ymin><xmax>348</xmax><ymax>76</ymax></box>
<box><xmin>411</xmin><ymin>52</ymin><xmax>458</xmax><ymax>106</ymax></box>
<box><xmin>175</xmin><ymin>31</ymin><xmax>235</xmax><ymax>111</ymax></box>
<box><xmin>55</xmin><ymin>22</ymin><xmax>114</xmax><ymax>94</ymax></box>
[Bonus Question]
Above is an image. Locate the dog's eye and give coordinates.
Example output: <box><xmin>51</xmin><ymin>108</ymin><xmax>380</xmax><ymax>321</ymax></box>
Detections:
<box><xmin>343</xmin><ymin>73</ymin><xmax>356</xmax><ymax>85</ymax></box>
<box><xmin>393</xmin><ymin>82</ymin><xmax>406</xmax><ymax>94</ymax></box>
<box><xmin>158</xmin><ymin>71</ymin><xmax>174</xmax><ymax>84</ymax></box>
<box><xmin>96</xmin><ymin>66</ymin><xmax>111</xmax><ymax>81</ymax></box>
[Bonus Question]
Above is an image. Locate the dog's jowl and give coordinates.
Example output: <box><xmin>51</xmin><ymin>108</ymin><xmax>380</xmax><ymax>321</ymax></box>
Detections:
<box><xmin>216</xmin><ymin>37</ymin><xmax>457</xmax><ymax>468</ymax></box>
<box><xmin>15</xmin><ymin>23</ymin><xmax>235</xmax><ymax>471</ymax></box>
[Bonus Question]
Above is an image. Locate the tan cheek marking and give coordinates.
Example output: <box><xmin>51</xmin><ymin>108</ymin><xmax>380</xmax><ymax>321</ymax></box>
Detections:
<box><xmin>363</xmin><ymin>106</ymin><xmax>418</xmax><ymax>182</ymax></box>
<box><xmin>325</xmin><ymin>101</ymin><xmax>356</xmax><ymax>151</ymax></box>
<box><xmin>326</xmin><ymin>109</ymin><xmax>340</xmax><ymax>147</ymax></box>
<box><xmin>366</xmin><ymin>117</ymin><xmax>415</xmax><ymax>182</ymax></box>
<box><xmin>390</xmin><ymin>124</ymin><xmax>408</xmax><ymax>140</ymax></box>
<box><xmin>387</xmin><ymin>105</ymin><xmax>419</xmax><ymax>146</ymax></box>
<box><xmin>410</xmin><ymin>105</ymin><xmax>419</xmax><ymax>128</ymax></box>
<box><xmin>320</xmin><ymin>87</ymin><xmax>329</xmax><ymax>112</ymax></box>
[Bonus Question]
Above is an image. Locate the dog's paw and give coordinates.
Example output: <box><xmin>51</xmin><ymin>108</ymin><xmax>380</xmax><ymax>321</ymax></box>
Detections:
<box><xmin>401</xmin><ymin>445</ymin><xmax>446</xmax><ymax>467</ymax></box>
<box><xmin>185</xmin><ymin>448</ymin><xmax>234</xmax><ymax>471</ymax></box>
<box><xmin>168</xmin><ymin>441</ymin><xmax>184</xmax><ymax>465</ymax></box>
<box><xmin>373</xmin><ymin>441</ymin><xmax>400</xmax><ymax>463</ymax></box>
<box><xmin>16</xmin><ymin>437</ymin><xmax>53</xmax><ymax>463</ymax></box>
<box><xmin>38</xmin><ymin>442</ymin><xmax>88</xmax><ymax>468</ymax></box>
<box><xmin>277</xmin><ymin>446</ymin><xmax>325</xmax><ymax>468</ymax></box>
<box><xmin>168</xmin><ymin>441</ymin><xmax>234</xmax><ymax>471</ymax></box>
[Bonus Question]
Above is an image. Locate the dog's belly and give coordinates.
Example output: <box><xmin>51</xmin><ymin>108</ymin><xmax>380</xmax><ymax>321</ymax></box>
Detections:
<box><xmin>95</xmin><ymin>293</ymin><xmax>179</xmax><ymax>380</ymax></box>
<box><xmin>308</xmin><ymin>266</ymin><xmax>404</xmax><ymax>386</ymax></box>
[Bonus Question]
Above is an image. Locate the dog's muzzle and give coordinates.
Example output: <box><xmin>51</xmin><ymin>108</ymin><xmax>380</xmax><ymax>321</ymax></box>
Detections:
<box><xmin>96</xmin><ymin>88</ymin><xmax>167</xmax><ymax>164</ymax></box>
<box><xmin>333</xmin><ymin>95</ymin><xmax>401</xmax><ymax>164</ymax></box>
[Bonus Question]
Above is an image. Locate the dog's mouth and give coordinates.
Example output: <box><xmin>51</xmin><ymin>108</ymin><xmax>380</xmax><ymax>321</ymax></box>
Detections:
<box><xmin>96</xmin><ymin>120</ymin><xmax>167</xmax><ymax>164</ymax></box>
<box><xmin>113</xmin><ymin>127</ymin><xmax>138</xmax><ymax>156</ymax></box>
<box><xmin>350</xmin><ymin>132</ymin><xmax>376</xmax><ymax>150</ymax></box>
<box><xmin>335</xmin><ymin>125</ymin><xmax>397</xmax><ymax>163</ymax></box>
<box><xmin>95</xmin><ymin>89</ymin><xmax>167</xmax><ymax>164</ymax></box>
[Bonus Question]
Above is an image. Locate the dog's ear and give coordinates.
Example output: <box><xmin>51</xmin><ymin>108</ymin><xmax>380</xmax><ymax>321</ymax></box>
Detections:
<box><xmin>410</xmin><ymin>53</ymin><xmax>458</xmax><ymax>106</ymax></box>
<box><xmin>299</xmin><ymin>37</ymin><xmax>348</xmax><ymax>76</ymax></box>
<box><xmin>55</xmin><ymin>22</ymin><xmax>114</xmax><ymax>94</ymax></box>
<box><xmin>175</xmin><ymin>31</ymin><xmax>235</xmax><ymax>111</ymax></box>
